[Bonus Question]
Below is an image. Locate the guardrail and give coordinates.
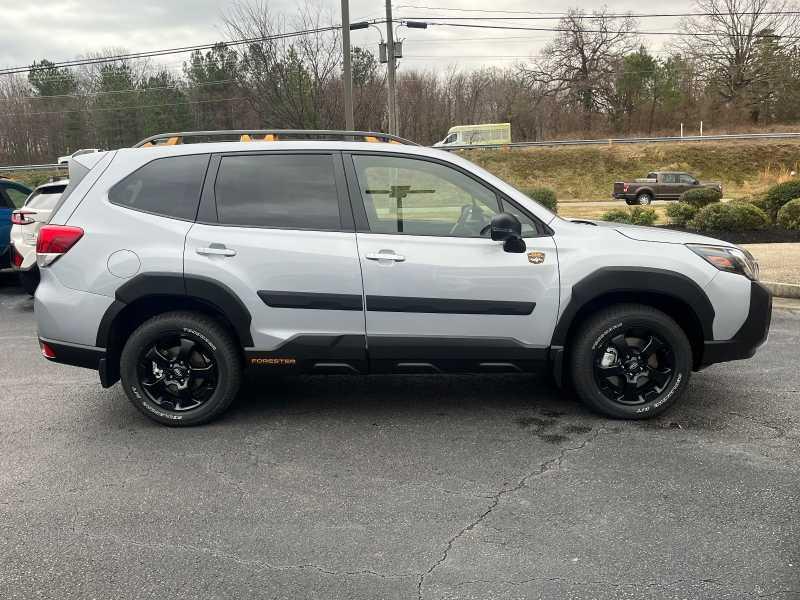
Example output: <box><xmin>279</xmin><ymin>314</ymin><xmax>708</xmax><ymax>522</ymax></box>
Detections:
<box><xmin>0</xmin><ymin>163</ymin><xmax>66</xmax><ymax>173</ymax></box>
<box><xmin>2</xmin><ymin>131</ymin><xmax>800</xmax><ymax>171</ymax></box>
<box><xmin>435</xmin><ymin>131</ymin><xmax>800</xmax><ymax>151</ymax></box>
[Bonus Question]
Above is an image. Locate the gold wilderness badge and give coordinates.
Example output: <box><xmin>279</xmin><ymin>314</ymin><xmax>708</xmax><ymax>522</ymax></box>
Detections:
<box><xmin>527</xmin><ymin>251</ymin><xmax>545</xmax><ymax>264</ymax></box>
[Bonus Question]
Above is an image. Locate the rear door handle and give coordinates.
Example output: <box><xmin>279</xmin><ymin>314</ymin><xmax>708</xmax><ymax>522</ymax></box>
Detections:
<box><xmin>365</xmin><ymin>252</ymin><xmax>405</xmax><ymax>262</ymax></box>
<box><xmin>196</xmin><ymin>243</ymin><xmax>237</xmax><ymax>257</ymax></box>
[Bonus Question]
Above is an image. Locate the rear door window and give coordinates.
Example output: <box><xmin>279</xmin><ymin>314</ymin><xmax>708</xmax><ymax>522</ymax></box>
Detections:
<box><xmin>109</xmin><ymin>154</ymin><xmax>209</xmax><ymax>221</ymax></box>
<box><xmin>214</xmin><ymin>154</ymin><xmax>342</xmax><ymax>230</ymax></box>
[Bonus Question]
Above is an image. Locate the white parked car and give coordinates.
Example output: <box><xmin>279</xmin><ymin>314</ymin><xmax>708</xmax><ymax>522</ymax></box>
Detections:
<box><xmin>10</xmin><ymin>180</ymin><xmax>68</xmax><ymax>294</ymax></box>
<box><xmin>58</xmin><ymin>149</ymin><xmax>99</xmax><ymax>165</ymax></box>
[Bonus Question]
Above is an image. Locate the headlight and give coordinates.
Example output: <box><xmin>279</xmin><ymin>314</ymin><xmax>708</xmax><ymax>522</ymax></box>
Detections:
<box><xmin>687</xmin><ymin>244</ymin><xmax>759</xmax><ymax>280</ymax></box>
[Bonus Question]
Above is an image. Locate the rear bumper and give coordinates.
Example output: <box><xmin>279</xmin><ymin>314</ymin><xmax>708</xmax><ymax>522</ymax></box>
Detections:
<box><xmin>38</xmin><ymin>337</ymin><xmax>116</xmax><ymax>387</ymax></box>
<box><xmin>699</xmin><ymin>281</ymin><xmax>772</xmax><ymax>368</ymax></box>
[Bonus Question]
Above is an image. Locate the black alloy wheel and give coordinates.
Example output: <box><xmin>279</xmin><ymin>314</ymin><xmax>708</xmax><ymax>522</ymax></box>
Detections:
<box><xmin>137</xmin><ymin>334</ymin><xmax>218</xmax><ymax>411</ymax></box>
<box><xmin>592</xmin><ymin>329</ymin><xmax>675</xmax><ymax>406</ymax></box>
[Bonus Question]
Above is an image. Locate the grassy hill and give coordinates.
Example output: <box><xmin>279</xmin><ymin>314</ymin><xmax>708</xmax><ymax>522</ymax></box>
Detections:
<box><xmin>461</xmin><ymin>139</ymin><xmax>800</xmax><ymax>201</ymax></box>
<box><xmin>5</xmin><ymin>138</ymin><xmax>800</xmax><ymax>204</ymax></box>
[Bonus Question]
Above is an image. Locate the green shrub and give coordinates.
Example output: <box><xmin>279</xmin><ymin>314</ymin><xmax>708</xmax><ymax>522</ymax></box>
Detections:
<box><xmin>600</xmin><ymin>208</ymin><xmax>634</xmax><ymax>224</ymax></box>
<box><xmin>629</xmin><ymin>207</ymin><xmax>657</xmax><ymax>226</ymax></box>
<box><xmin>691</xmin><ymin>201</ymin><xmax>770</xmax><ymax>231</ymax></box>
<box><xmin>666</xmin><ymin>202</ymin><xmax>698</xmax><ymax>227</ymax></box>
<box><xmin>679</xmin><ymin>187</ymin><xmax>722</xmax><ymax>208</ymax></box>
<box><xmin>599</xmin><ymin>207</ymin><xmax>657</xmax><ymax>225</ymax></box>
<box><xmin>521</xmin><ymin>187</ymin><xmax>557</xmax><ymax>213</ymax></box>
<box><xmin>764</xmin><ymin>179</ymin><xmax>800</xmax><ymax>221</ymax></box>
<box><xmin>777</xmin><ymin>198</ymin><xmax>800</xmax><ymax>230</ymax></box>
<box><xmin>745</xmin><ymin>194</ymin><xmax>769</xmax><ymax>213</ymax></box>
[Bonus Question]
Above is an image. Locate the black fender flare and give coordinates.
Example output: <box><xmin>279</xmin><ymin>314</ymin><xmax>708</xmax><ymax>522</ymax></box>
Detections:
<box><xmin>552</xmin><ymin>267</ymin><xmax>715</xmax><ymax>347</ymax></box>
<box><xmin>96</xmin><ymin>273</ymin><xmax>254</xmax><ymax>349</ymax></box>
<box><xmin>549</xmin><ymin>267</ymin><xmax>715</xmax><ymax>383</ymax></box>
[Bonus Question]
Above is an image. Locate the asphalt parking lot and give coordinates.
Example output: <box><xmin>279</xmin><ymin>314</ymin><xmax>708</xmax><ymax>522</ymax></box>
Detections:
<box><xmin>1</xmin><ymin>272</ymin><xmax>798</xmax><ymax>600</ymax></box>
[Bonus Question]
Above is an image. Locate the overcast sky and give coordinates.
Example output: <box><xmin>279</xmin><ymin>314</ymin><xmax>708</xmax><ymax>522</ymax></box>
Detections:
<box><xmin>0</xmin><ymin>0</ymin><xmax>694</xmax><ymax>73</ymax></box>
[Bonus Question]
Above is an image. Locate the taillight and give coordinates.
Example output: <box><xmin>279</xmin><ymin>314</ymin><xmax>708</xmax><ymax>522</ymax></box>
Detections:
<box><xmin>11</xmin><ymin>210</ymin><xmax>35</xmax><ymax>225</ymax></box>
<box><xmin>36</xmin><ymin>225</ymin><xmax>84</xmax><ymax>267</ymax></box>
<box><xmin>623</xmin><ymin>184</ymin><xmax>629</xmax><ymax>192</ymax></box>
<box><xmin>40</xmin><ymin>341</ymin><xmax>56</xmax><ymax>359</ymax></box>
<box><xmin>10</xmin><ymin>245</ymin><xmax>23</xmax><ymax>268</ymax></box>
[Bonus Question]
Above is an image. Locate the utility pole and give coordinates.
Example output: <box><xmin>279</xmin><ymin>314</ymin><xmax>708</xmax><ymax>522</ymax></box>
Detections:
<box><xmin>341</xmin><ymin>0</ymin><xmax>354</xmax><ymax>130</ymax></box>
<box><xmin>385</xmin><ymin>0</ymin><xmax>398</xmax><ymax>135</ymax></box>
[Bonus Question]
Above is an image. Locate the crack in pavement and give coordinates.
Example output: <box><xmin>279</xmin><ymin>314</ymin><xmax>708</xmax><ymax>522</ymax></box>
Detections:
<box><xmin>415</xmin><ymin>428</ymin><xmax>605</xmax><ymax>600</ymax></box>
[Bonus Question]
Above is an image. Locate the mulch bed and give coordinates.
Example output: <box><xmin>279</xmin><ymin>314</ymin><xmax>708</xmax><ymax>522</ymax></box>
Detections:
<box><xmin>658</xmin><ymin>225</ymin><xmax>800</xmax><ymax>244</ymax></box>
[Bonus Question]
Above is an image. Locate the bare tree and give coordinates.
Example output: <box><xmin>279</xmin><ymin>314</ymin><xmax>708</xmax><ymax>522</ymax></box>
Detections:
<box><xmin>223</xmin><ymin>0</ymin><xmax>341</xmax><ymax>128</ymax></box>
<box><xmin>678</xmin><ymin>0</ymin><xmax>800</xmax><ymax>122</ymax></box>
<box><xmin>522</xmin><ymin>9</ymin><xmax>639</xmax><ymax>132</ymax></box>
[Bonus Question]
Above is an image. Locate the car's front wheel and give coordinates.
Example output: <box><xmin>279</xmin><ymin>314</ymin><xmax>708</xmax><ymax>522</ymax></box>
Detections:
<box><xmin>120</xmin><ymin>311</ymin><xmax>242</xmax><ymax>426</ymax></box>
<box><xmin>569</xmin><ymin>304</ymin><xmax>691</xmax><ymax>419</ymax></box>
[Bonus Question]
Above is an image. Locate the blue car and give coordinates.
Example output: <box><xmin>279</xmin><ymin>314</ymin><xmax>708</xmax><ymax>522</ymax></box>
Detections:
<box><xmin>0</xmin><ymin>178</ymin><xmax>33</xmax><ymax>268</ymax></box>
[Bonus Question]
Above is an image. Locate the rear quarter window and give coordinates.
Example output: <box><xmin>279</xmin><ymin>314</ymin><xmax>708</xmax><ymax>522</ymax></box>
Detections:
<box><xmin>109</xmin><ymin>154</ymin><xmax>210</xmax><ymax>221</ymax></box>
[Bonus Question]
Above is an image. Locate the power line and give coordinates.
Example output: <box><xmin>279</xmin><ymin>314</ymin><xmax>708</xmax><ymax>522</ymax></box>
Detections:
<box><xmin>0</xmin><ymin>95</ymin><xmax>249</xmax><ymax>118</ymax></box>
<box><xmin>397</xmin><ymin>8</ymin><xmax>800</xmax><ymax>19</ymax></box>
<box><xmin>0</xmin><ymin>78</ymin><xmax>241</xmax><ymax>103</ymax></box>
<box><xmin>424</xmin><ymin>21</ymin><xmax>800</xmax><ymax>38</ymax></box>
<box><xmin>0</xmin><ymin>23</ymin><xmax>353</xmax><ymax>77</ymax></box>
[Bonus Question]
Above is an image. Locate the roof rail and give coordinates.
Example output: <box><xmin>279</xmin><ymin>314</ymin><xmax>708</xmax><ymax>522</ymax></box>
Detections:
<box><xmin>133</xmin><ymin>129</ymin><xmax>419</xmax><ymax>148</ymax></box>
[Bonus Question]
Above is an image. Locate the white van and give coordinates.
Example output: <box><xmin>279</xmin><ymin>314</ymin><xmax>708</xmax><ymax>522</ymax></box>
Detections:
<box><xmin>434</xmin><ymin>123</ymin><xmax>512</xmax><ymax>147</ymax></box>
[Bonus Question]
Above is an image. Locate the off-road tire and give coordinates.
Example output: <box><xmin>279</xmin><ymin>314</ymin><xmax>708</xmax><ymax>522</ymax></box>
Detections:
<box><xmin>120</xmin><ymin>311</ymin><xmax>242</xmax><ymax>426</ymax></box>
<box><xmin>569</xmin><ymin>303</ymin><xmax>692</xmax><ymax>419</ymax></box>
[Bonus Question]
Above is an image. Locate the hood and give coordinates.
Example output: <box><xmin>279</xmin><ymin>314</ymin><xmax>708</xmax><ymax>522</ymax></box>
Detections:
<box><xmin>579</xmin><ymin>220</ymin><xmax>736</xmax><ymax>247</ymax></box>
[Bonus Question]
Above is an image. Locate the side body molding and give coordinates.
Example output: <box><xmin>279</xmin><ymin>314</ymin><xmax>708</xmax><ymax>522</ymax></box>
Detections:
<box><xmin>96</xmin><ymin>273</ymin><xmax>254</xmax><ymax>348</ymax></box>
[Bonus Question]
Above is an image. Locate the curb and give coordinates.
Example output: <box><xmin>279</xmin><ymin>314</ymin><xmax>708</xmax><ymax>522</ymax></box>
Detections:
<box><xmin>763</xmin><ymin>281</ymin><xmax>800</xmax><ymax>299</ymax></box>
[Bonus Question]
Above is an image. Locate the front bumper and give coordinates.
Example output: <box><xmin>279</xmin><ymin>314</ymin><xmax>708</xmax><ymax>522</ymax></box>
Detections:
<box><xmin>700</xmin><ymin>281</ymin><xmax>772</xmax><ymax>367</ymax></box>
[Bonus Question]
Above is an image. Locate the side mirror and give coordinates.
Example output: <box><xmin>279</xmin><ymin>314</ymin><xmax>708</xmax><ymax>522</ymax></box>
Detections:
<box><xmin>489</xmin><ymin>212</ymin><xmax>526</xmax><ymax>253</ymax></box>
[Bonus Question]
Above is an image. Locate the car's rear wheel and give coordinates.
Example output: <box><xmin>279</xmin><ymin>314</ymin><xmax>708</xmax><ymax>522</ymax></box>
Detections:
<box><xmin>636</xmin><ymin>192</ymin><xmax>653</xmax><ymax>205</ymax></box>
<box><xmin>120</xmin><ymin>311</ymin><xmax>242</xmax><ymax>426</ymax></box>
<box><xmin>569</xmin><ymin>304</ymin><xmax>692</xmax><ymax>419</ymax></box>
<box><xmin>19</xmin><ymin>267</ymin><xmax>40</xmax><ymax>296</ymax></box>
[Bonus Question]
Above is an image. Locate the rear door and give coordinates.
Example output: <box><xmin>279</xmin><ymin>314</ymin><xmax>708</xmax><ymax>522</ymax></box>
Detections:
<box><xmin>345</xmin><ymin>152</ymin><xmax>559</xmax><ymax>373</ymax></box>
<box><xmin>184</xmin><ymin>151</ymin><xmax>367</xmax><ymax>372</ymax></box>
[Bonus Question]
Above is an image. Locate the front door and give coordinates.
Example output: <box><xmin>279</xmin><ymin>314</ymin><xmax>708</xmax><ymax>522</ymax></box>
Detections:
<box><xmin>184</xmin><ymin>152</ymin><xmax>367</xmax><ymax>372</ymax></box>
<box><xmin>345</xmin><ymin>152</ymin><xmax>559</xmax><ymax>373</ymax></box>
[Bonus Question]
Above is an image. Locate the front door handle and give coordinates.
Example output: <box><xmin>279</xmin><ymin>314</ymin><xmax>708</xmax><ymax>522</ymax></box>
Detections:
<box><xmin>196</xmin><ymin>243</ymin><xmax>237</xmax><ymax>257</ymax></box>
<box><xmin>365</xmin><ymin>251</ymin><xmax>405</xmax><ymax>262</ymax></box>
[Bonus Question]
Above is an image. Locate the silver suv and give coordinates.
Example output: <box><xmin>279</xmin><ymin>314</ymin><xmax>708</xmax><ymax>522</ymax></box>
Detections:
<box><xmin>34</xmin><ymin>130</ymin><xmax>772</xmax><ymax>426</ymax></box>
